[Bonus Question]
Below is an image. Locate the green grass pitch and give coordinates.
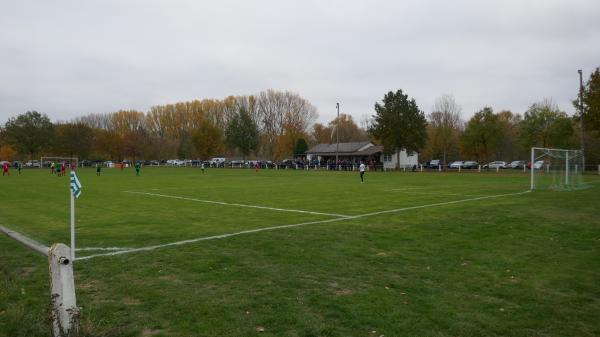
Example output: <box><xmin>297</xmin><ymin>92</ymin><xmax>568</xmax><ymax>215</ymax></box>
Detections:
<box><xmin>1</xmin><ymin>167</ymin><xmax>599</xmax><ymax>336</ymax></box>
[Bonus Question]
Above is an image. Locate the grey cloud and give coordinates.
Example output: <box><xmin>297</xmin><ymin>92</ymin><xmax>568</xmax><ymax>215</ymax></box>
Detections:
<box><xmin>1</xmin><ymin>0</ymin><xmax>599</xmax><ymax>125</ymax></box>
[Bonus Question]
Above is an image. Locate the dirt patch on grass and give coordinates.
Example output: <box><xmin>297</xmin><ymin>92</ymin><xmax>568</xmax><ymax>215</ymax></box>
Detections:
<box><xmin>158</xmin><ymin>274</ymin><xmax>182</xmax><ymax>284</ymax></box>
<box><xmin>20</xmin><ymin>266</ymin><xmax>36</xmax><ymax>277</ymax></box>
<box><xmin>329</xmin><ymin>282</ymin><xmax>354</xmax><ymax>296</ymax></box>
<box><xmin>78</xmin><ymin>279</ymin><xmax>105</xmax><ymax>291</ymax></box>
<box><xmin>122</xmin><ymin>297</ymin><xmax>141</xmax><ymax>305</ymax></box>
<box><xmin>142</xmin><ymin>328</ymin><xmax>163</xmax><ymax>336</ymax></box>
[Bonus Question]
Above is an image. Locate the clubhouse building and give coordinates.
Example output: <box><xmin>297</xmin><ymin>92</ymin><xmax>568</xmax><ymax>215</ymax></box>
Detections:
<box><xmin>305</xmin><ymin>142</ymin><xmax>419</xmax><ymax>169</ymax></box>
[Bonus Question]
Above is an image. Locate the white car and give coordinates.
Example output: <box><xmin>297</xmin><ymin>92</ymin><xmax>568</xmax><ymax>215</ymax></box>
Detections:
<box><xmin>449</xmin><ymin>161</ymin><xmax>464</xmax><ymax>169</ymax></box>
<box><xmin>508</xmin><ymin>160</ymin><xmax>526</xmax><ymax>169</ymax></box>
<box><xmin>484</xmin><ymin>161</ymin><xmax>507</xmax><ymax>169</ymax></box>
<box><xmin>210</xmin><ymin>157</ymin><xmax>226</xmax><ymax>165</ymax></box>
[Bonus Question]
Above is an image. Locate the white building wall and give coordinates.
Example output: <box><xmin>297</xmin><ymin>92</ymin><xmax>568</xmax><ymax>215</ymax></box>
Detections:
<box><xmin>382</xmin><ymin>149</ymin><xmax>419</xmax><ymax>169</ymax></box>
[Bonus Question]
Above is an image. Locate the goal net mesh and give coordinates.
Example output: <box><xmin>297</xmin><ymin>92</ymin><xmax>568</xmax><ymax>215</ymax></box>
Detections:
<box><xmin>531</xmin><ymin>148</ymin><xmax>587</xmax><ymax>191</ymax></box>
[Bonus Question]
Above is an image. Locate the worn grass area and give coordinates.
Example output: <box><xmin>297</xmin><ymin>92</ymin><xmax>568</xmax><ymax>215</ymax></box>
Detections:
<box><xmin>1</xmin><ymin>167</ymin><xmax>599</xmax><ymax>337</ymax></box>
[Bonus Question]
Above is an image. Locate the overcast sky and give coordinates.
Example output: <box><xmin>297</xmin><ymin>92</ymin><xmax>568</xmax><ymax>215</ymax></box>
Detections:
<box><xmin>1</xmin><ymin>0</ymin><xmax>599</xmax><ymax>126</ymax></box>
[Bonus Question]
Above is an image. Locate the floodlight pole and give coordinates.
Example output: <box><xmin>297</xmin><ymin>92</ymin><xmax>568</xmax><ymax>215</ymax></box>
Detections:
<box><xmin>578</xmin><ymin>69</ymin><xmax>585</xmax><ymax>172</ymax></box>
<box><xmin>335</xmin><ymin>102</ymin><xmax>339</xmax><ymax>168</ymax></box>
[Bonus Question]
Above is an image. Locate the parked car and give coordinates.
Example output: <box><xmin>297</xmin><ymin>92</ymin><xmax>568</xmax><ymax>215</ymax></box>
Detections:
<box><xmin>462</xmin><ymin>161</ymin><xmax>479</xmax><ymax>169</ymax></box>
<box><xmin>483</xmin><ymin>161</ymin><xmax>506</xmax><ymax>169</ymax></box>
<box><xmin>210</xmin><ymin>157</ymin><xmax>226</xmax><ymax>165</ymax></box>
<box><xmin>449</xmin><ymin>161</ymin><xmax>464</xmax><ymax>169</ymax></box>
<box><xmin>166</xmin><ymin>159</ymin><xmax>185</xmax><ymax>166</ymax></box>
<box><xmin>425</xmin><ymin>159</ymin><xmax>441</xmax><ymax>169</ymax></box>
<box><xmin>25</xmin><ymin>160</ymin><xmax>40</xmax><ymax>168</ymax></box>
<box><xmin>508</xmin><ymin>160</ymin><xmax>526</xmax><ymax>169</ymax></box>
<box><xmin>230</xmin><ymin>160</ymin><xmax>244</xmax><ymax>167</ymax></box>
<box><xmin>527</xmin><ymin>160</ymin><xmax>545</xmax><ymax>169</ymax></box>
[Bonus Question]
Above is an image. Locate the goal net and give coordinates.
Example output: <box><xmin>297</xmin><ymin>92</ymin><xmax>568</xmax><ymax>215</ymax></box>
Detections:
<box><xmin>530</xmin><ymin>148</ymin><xmax>586</xmax><ymax>190</ymax></box>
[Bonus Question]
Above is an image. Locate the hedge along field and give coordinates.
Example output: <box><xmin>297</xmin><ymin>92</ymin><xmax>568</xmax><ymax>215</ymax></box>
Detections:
<box><xmin>1</xmin><ymin>167</ymin><xmax>599</xmax><ymax>337</ymax></box>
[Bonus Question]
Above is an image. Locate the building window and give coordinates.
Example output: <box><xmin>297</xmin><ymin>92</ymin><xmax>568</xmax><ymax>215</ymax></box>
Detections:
<box><xmin>383</xmin><ymin>154</ymin><xmax>392</xmax><ymax>162</ymax></box>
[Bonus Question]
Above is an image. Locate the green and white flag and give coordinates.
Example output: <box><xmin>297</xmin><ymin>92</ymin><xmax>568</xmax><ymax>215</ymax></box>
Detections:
<box><xmin>70</xmin><ymin>171</ymin><xmax>82</xmax><ymax>198</ymax></box>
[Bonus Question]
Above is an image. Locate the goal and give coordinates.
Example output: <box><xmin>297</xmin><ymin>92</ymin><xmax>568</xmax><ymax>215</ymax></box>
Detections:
<box><xmin>41</xmin><ymin>156</ymin><xmax>79</xmax><ymax>169</ymax></box>
<box><xmin>530</xmin><ymin>147</ymin><xmax>586</xmax><ymax>190</ymax></box>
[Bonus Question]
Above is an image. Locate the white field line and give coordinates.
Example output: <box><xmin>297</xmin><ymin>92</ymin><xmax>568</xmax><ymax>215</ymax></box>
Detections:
<box><xmin>77</xmin><ymin>190</ymin><xmax>530</xmax><ymax>261</ymax></box>
<box><xmin>384</xmin><ymin>187</ymin><xmax>428</xmax><ymax>191</ymax></box>
<box><xmin>387</xmin><ymin>190</ymin><xmax>487</xmax><ymax>197</ymax></box>
<box><xmin>76</xmin><ymin>247</ymin><xmax>134</xmax><ymax>251</ymax></box>
<box><xmin>123</xmin><ymin>191</ymin><xmax>351</xmax><ymax>219</ymax></box>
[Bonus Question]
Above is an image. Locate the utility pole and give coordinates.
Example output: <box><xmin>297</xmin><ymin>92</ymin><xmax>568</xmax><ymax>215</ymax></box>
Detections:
<box><xmin>578</xmin><ymin>69</ymin><xmax>585</xmax><ymax>172</ymax></box>
<box><xmin>335</xmin><ymin>103</ymin><xmax>339</xmax><ymax>169</ymax></box>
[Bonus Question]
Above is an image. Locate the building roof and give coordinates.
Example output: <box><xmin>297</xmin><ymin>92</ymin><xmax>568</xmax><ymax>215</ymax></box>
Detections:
<box><xmin>307</xmin><ymin>142</ymin><xmax>370</xmax><ymax>154</ymax></box>
<box><xmin>306</xmin><ymin>142</ymin><xmax>383</xmax><ymax>156</ymax></box>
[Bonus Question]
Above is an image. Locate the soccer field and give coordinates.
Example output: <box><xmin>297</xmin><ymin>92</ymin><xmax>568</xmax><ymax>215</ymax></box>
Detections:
<box><xmin>1</xmin><ymin>167</ymin><xmax>599</xmax><ymax>336</ymax></box>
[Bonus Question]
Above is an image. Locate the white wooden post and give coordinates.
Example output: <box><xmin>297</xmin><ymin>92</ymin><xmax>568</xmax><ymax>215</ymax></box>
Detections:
<box><xmin>565</xmin><ymin>151</ymin><xmax>569</xmax><ymax>185</ymax></box>
<box><xmin>478</xmin><ymin>165</ymin><xmax>481</xmax><ymax>172</ymax></box>
<box><xmin>496</xmin><ymin>166</ymin><xmax>499</xmax><ymax>173</ymax></box>
<box><xmin>49</xmin><ymin>243</ymin><xmax>79</xmax><ymax>337</ymax></box>
<box><xmin>438</xmin><ymin>165</ymin><xmax>441</xmax><ymax>172</ymax></box>
<box><xmin>420</xmin><ymin>165</ymin><xmax>423</xmax><ymax>172</ymax></box>
<box><xmin>458</xmin><ymin>165</ymin><xmax>461</xmax><ymax>173</ymax></box>
<box><xmin>530</xmin><ymin>147</ymin><xmax>535</xmax><ymax>190</ymax></box>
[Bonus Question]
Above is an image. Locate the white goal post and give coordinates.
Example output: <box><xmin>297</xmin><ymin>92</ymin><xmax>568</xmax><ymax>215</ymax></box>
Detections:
<box><xmin>530</xmin><ymin>147</ymin><xmax>586</xmax><ymax>190</ymax></box>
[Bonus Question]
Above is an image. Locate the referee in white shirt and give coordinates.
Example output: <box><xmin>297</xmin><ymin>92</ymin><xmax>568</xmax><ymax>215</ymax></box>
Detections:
<box><xmin>359</xmin><ymin>161</ymin><xmax>366</xmax><ymax>183</ymax></box>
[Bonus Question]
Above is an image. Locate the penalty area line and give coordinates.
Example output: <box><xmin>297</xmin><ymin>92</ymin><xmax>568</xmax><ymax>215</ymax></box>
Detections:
<box><xmin>77</xmin><ymin>190</ymin><xmax>530</xmax><ymax>262</ymax></box>
<box><xmin>123</xmin><ymin>190</ymin><xmax>351</xmax><ymax>218</ymax></box>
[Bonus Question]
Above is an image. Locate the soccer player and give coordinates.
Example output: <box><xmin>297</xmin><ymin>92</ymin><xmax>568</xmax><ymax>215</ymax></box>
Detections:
<box><xmin>255</xmin><ymin>161</ymin><xmax>259</xmax><ymax>173</ymax></box>
<box><xmin>60</xmin><ymin>162</ymin><xmax>66</xmax><ymax>177</ymax></box>
<box><xmin>56</xmin><ymin>162</ymin><xmax>62</xmax><ymax>176</ymax></box>
<box><xmin>96</xmin><ymin>163</ymin><xmax>101</xmax><ymax>176</ymax></box>
<box><xmin>2</xmin><ymin>162</ymin><xmax>9</xmax><ymax>176</ymax></box>
<box><xmin>201</xmin><ymin>162</ymin><xmax>205</xmax><ymax>174</ymax></box>
<box><xmin>50</xmin><ymin>162</ymin><xmax>55</xmax><ymax>174</ymax></box>
<box><xmin>135</xmin><ymin>162</ymin><xmax>141</xmax><ymax>176</ymax></box>
<box><xmin>359</xmin><ymin>161</ymin><xmax>366</xmax><ymax>183</ymax></box>
<box><xmin>17</xmin><ymin>162</ymin><xmax>22</xmax><ymax>175</ymax></box>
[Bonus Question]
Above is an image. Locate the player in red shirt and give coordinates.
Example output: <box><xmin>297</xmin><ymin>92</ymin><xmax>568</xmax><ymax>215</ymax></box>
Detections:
<box><xmin>2</xmin><ymin>162</ymin><xmax>9</xmax><ymax>176</ymax></box>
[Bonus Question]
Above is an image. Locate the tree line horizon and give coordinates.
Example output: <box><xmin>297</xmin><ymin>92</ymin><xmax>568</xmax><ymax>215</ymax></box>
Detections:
<box><xmin>1</xmin><ymin>68</ymin><xmax>599</xmax><ymax>167</ymax></box>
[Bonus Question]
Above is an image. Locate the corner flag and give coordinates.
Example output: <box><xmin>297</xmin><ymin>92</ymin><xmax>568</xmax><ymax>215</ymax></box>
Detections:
<box><xmin>70</xmin><ymin>171</ymin><xmax>82</xmax><ymax>198</ymax></box>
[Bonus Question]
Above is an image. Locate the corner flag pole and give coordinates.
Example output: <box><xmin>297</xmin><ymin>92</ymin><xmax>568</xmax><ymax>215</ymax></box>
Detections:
<box><xmin>70</xmin><ymin>189</ymin><xmax>75</xmax><ymax>261</ymax></box>
<box><xmin>69</xmin><ymin>170</ymin><xmax>82</xmax><ymax>261</ymax></box>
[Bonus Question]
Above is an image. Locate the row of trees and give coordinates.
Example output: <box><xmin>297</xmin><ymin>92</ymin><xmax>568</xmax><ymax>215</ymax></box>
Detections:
<box><xmin>368</xmin><ymin>68</ymin><xmax>600</xmax><ymax>167</ymax></box>
<box><xmin>1</xmin><ymin>68</ymin><xmax>599</xmax><ymax>167</ymax></box>
<box><xmin>0</xmin><ymin>90</ymin><xmax>318</xmax><ymax>162</ymax></box>
<box><xmin>421</xmin><ymin>97</ymin><xmax>582</xmax><ymax>165</ymax></box>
